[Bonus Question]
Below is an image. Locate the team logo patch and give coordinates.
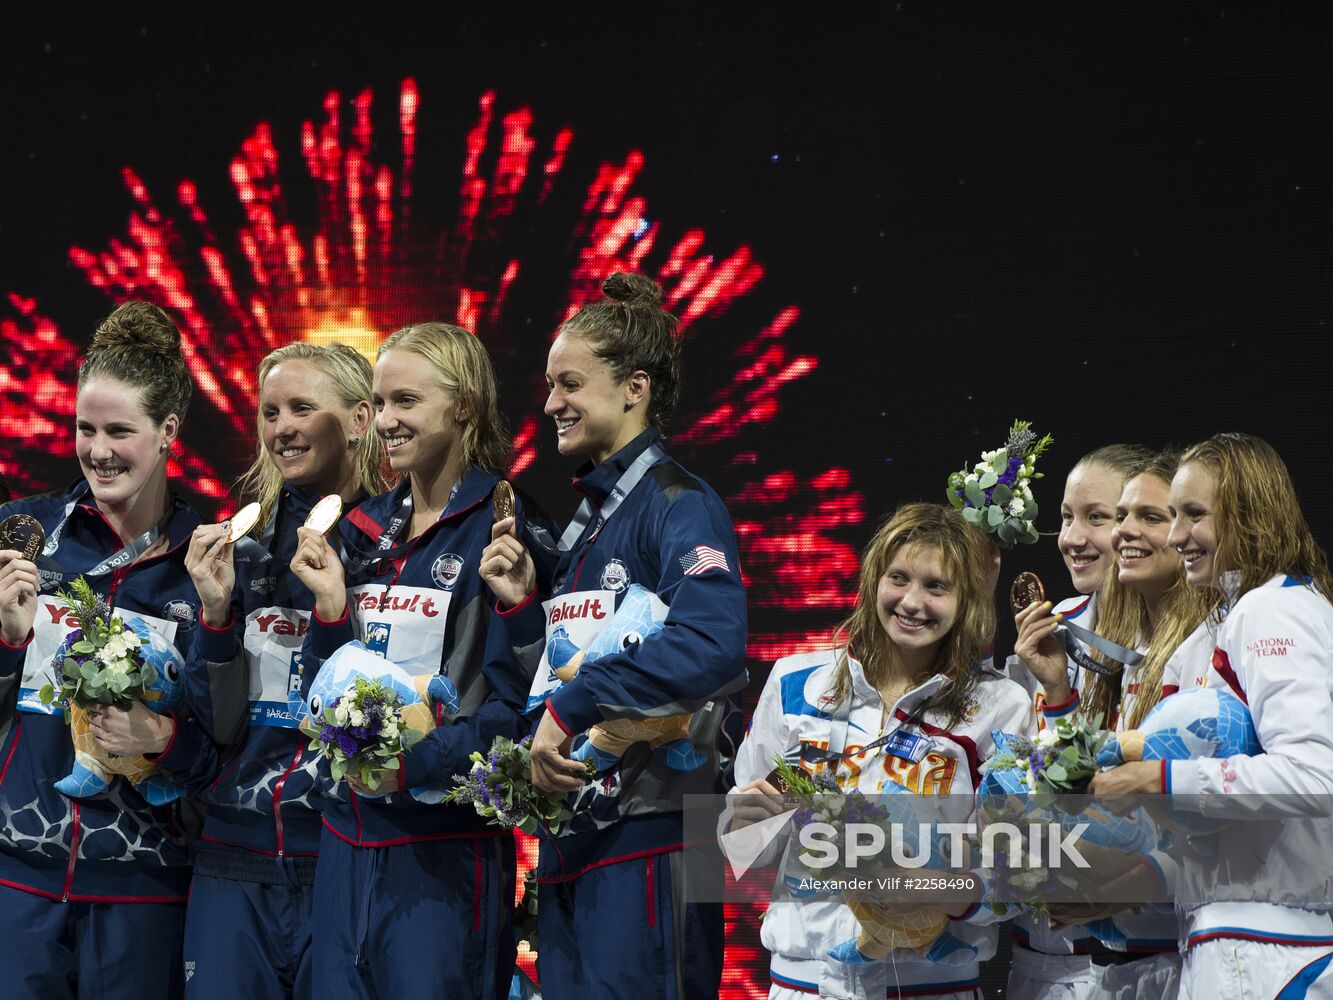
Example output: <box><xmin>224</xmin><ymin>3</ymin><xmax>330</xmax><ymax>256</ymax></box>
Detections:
<box><xmin>431</xmin><ymin>552</ymin><xmax>464</xmax><ymax>590</ymax></box>
<box><xmin>250</xmin><ymin>575</ymin><xmax>277</xmax><ymax>596</ymax></box>
<box><xmin>163</xmin><ymin>599</ymin><xmax>198</xmax><ymax>632</ymax></box>
<box><xmin>600</xmin><ymin>558</ymin><xmax>630</xmax><ymax>593</ymax></box>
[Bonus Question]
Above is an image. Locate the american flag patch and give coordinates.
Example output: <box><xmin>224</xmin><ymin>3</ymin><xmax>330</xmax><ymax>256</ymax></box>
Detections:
<box><xmin>679</xmin><ymin>545</ymin><xmax>730</xmax><ymax>576</ymax></box>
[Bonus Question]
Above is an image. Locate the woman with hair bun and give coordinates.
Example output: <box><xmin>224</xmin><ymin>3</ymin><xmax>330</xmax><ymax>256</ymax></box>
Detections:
<box><xmin>0</xmin><ymin>300</ymin><xmax>217</xmax><ymax>998</ymax></box>
<box><xmin>481</xmin><ymin>273</ymin><xmax>749</xmax><ymax>998</ymax></box>
<box><xmin>1096</xmin><ymin>433</ymin><xmax>1333</xmax><ymax>998</ymax></box>
<box><xmin>289</xmin><ymin>322</ymin><xmax>544</xmax><ymax>999</ymax></box>
<box><xmin>164</xmin><ymin>341</ymin><xmax>384</xmax><ymax>1000</ymax></box>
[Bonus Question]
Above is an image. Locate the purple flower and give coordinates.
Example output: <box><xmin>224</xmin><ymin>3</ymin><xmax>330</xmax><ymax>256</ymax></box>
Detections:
<box><xmin>335</xmin><ymin>731</ymin><xmax>360</xmax><ymax>756</ymax></box>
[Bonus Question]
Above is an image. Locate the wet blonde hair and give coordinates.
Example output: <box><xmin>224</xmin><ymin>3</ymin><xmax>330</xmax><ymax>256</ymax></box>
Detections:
<box><xmin>1180</xmin><ymin>432</ymin><xmax>1332</xmax><ymax>604</ymax></box>
<box><xmin>234</xmin><ymin>342</ymin><xmax>389</xmax><ymax>533</ymax></box>
<box><xmin>377</xmin><ymin>322</ymin><xmax>510</xmax><ymax>473</ymax></box>
<box><xmin>827</xmin><ymin>503</ymin><xmax>995</xmax><ymax>728</ymax></box>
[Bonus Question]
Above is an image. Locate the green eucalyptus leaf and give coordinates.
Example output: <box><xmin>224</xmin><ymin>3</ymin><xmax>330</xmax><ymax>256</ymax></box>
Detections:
<box><xmin>978</xmin><ymin>471</ymin><xmax>999</xmax><ymax>490</ymax></box>
<box><xmin>964</xmin><ymin>481</ymin><xmax>985</xmax><ymax>507</ymax></box>
<box><xmin>987</xmin><ymin>504</ymin><xmax>1005</xmax><ymax>526</ymax></box>
<box><xmin>961</xmin><ymin>506</ymin><xmax>982</xmax><ymax>524</ymax></box>
<box><xmin>991</xmin><ymin>484</ymin><xmax>1012</xmax><ymax>506</ymax></box>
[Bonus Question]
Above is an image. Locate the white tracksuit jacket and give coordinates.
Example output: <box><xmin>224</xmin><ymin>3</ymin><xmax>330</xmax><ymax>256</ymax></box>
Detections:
<box><xmin>734</xmin><ymin>648</ymin><xmax>1035</xmax><ymax>998</ymax></box>
<box><xmin>1167</xmin><ymin>574</ymin><xmax>1333</xmax><ymax>953</ymax></box>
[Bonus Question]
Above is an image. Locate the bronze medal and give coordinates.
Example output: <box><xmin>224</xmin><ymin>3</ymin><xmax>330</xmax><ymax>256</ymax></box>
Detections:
<box><xmin>493</xmin><ymin>480</ymin><xmax>515</xmax><ymax>522</ymax></box>
<box><xmin>1010</xmin><ymin>571</ymin><xmax>1046</xmax><ymax>616</ymax></box>
<box><xmin>0</xmin><ymin>513</ymin><xmax>45</xmax><ymax>561</ymax></box>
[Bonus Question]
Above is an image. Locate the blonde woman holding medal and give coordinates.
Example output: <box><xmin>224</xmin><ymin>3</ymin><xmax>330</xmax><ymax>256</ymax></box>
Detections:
<box><xmin>1026</xmin><ymin>451</ymin><xmax>1217</xmax><ymax>999</ymax></box>
<box><xmin>288</xmin><ymin>323</ymin><xmax>543</xmax><ymax>999</ymax></box>
<box><xmin>0</xmin><ymin>301</ymin><xmax>216</xmax><ymax>999</ymax></box>
<box><xmin>163</xmin><ymin>342</ymin><xmax>383</xmax><ymax>1000</ymax></box>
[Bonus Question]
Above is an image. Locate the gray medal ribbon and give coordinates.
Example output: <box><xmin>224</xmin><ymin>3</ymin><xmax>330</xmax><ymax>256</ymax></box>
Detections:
<box><xmin>529</xmin><ymin>444</ymin><xmax>667</xmax><ymax>557</ymax></box>
<box><xmin>39</xmin><ymin>493</ymin><xmax>174</xmax><ymax>583</ymax></box>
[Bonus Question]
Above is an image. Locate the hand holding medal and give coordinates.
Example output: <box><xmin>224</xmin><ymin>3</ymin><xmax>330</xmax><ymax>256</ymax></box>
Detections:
<box><xmin>185</xmin><ymin>503</ymin><xmax>260</xmax><ymax>628</ymax></box>
<box><xmin>290</xmin><ymin>497</ymin><xmax>348</xmax><ymax>622</ymax></box>
<box><xmin>0</xmin><ymin>514</ymin><xmax>44</xmax><ymax>644</ymax></box>
<box><xmin>479</xmin><ymin>480</ymin><xmax>536</xmax><ymax>610</ymax></box>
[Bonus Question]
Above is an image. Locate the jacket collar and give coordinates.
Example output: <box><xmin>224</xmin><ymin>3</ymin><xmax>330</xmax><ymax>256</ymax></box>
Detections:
<box><xmin>571</xmin><ymin>427</ymin><xmax>665</xmax><ymax>505</ymax></box>
<box><xmin>62</xmin><ymin>477</ymin><xmax>200</xmax><ymax>553</ymax></box>
<box><xmin>845</xmin><ymin>653</ymin><xmax>951</xmax><ymax>712</ymax></box>
<box><xmin>353</xmin><ymin>468</ymin><xmax>499</xmax><ymax>543</ymax></box>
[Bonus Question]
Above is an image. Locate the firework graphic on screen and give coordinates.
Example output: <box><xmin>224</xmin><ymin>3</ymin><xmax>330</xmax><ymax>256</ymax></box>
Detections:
<box><xmin>0</xmin><ymin>80</ymin><xmax>864</xmax><ymax>995</ymax></box>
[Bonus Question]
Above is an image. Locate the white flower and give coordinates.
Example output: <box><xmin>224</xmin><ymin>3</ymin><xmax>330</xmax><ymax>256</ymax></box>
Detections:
<box><xmin>982</xmin><ymin>449</ymin><xmax>999</xmax><ymax>463</ymax></box>
<box><xmin>1034</xmin><ymin>728</ymin><xmax>1060</xmax><ymax>749</ymax></box>
<box><xmin>1008</xmin><ymin>498</ymin><xmax>1025</xmax><ymax>516</ymax></box>
<box><xmin>333</xmin><ymin>702</ymin><xmax>350</xmax><ymax>726</ymax></box>
<box><xmin>349</xmin><ymin>708</ymin><xmax>365</xmax><ymax>727</ymax></box>
<box><xmin>966</xmin><ymin>473</ymin><xmax>979</xmax><ymax>484</ymax></box>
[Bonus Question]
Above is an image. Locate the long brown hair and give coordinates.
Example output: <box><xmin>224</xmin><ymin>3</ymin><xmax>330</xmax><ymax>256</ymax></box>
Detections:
<box><xmin>558</xmin><ymin>273</ymin><xmax>683</xmax><ymax>432</ymax></box>
<box><xmin>79</xmin><ymin>300</ymin><xmax>192</xmax><ymax>426</ymax></box>
<box><xmin>1084</xmin><ymin>451</ymin><xmax>1219</xmax><ymax>729</ymax></box>
<box><xmin>827</xmin><ymin>503</ymin><xmax>995</xmax><ymax>729</ymax></box>
<box><xmin>1180</xmin><ymin>432</ymin><xmax>1332</xmax><ymax>605</ymax></box>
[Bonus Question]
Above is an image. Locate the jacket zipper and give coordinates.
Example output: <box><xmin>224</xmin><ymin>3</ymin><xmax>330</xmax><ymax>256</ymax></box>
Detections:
<box><xmin>271</xmin><ymin>741</ymin><xmax>305</xmax><ymax>856</ymax></box>
<box><xmin>61</xmin><ymin>801</ymin><xmax>81</xmax><ymax>902</ymax></box>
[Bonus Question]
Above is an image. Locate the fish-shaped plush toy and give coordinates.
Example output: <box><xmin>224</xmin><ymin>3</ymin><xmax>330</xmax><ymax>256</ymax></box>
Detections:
<box><xmin>1096</xmin><ymin>685</ymin><xmax>1260</xmax><ymax>833</ymax></box>
<box><xmin>299</xmin><ymin>641</ymin><xmax>461</xmax><ymax>803</ymax></box>
<box><xmin>546</xmin><ymin>584</ymin><xmax>706</xmax><ymax>773</ymax></box>
<box><xmin>54</xmin><ymin>616</ymin><xmax>187</xmax><ymax>806</ymax></box>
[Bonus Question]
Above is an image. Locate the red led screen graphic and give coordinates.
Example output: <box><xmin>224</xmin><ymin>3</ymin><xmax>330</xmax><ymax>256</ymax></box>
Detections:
<box><xmin>1</xmin><ymin>80</ymin><xmax>863</xmax><ymax>995</ymax></box>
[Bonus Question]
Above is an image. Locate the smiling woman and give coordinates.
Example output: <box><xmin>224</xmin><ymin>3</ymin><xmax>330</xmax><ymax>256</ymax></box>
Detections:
<box><xmin>0</xmin><ymin>299</ymin><xmax>218</xmax><ymax>1000</ymax></box>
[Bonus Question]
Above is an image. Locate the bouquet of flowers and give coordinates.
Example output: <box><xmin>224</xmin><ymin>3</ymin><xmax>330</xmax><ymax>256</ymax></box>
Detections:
<box><xmin>36</xmin><ymin>576</ymin><xmax>187</xmax><ymax>803</ymax></box>
<box><xmin>38</xmin><ymin>577</ymin><xmax>157</xmax><ymax>717</ymax></box>
<box><xmin>979</xmin><ymin>717</ymin><xmax>1155</xmax><ymax>910</ymax></box>
<box><xmin>981</xmin><ymin>714</ymin><xmax>1107</xmax><ymax>808</ymax></box>
<box><xmin>947</xmin><ymin>420</ymin><xmax>1053</xmax><ymax>547</ymax></box>
<box><xmin>445</xmin><ymin>735</ymin><xmax>596</xmax><ymax>835</ymax></box>
<box><xmin>301</xmin><ymin>676</ymin><xmax>424</xmax><ymax>792</ymax></box>
<box><xmin>770</xmin><ymin>758</ymin><xmax>955</xmax><ymax>957</ymax></box>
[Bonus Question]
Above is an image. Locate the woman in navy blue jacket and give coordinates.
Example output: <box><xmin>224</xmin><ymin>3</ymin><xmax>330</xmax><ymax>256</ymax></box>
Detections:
<box><xmin>171</xmin><ymin>341</ymin><xmax>384</xmax><ymax>1000</ymax></box>
<box><xmin>289</xmin><ymin>322</ymin><xmax>540</xmax><ymax>999</ymax></box>
<box><xmin>0</xmin><ymin>301</ymin><xmax>216</xmax><ymax>999</ymax></box>
<box><xmin>481</xmin><ymin>273</ymin><xmax>749</xmax><ymax>999</ymax></box>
